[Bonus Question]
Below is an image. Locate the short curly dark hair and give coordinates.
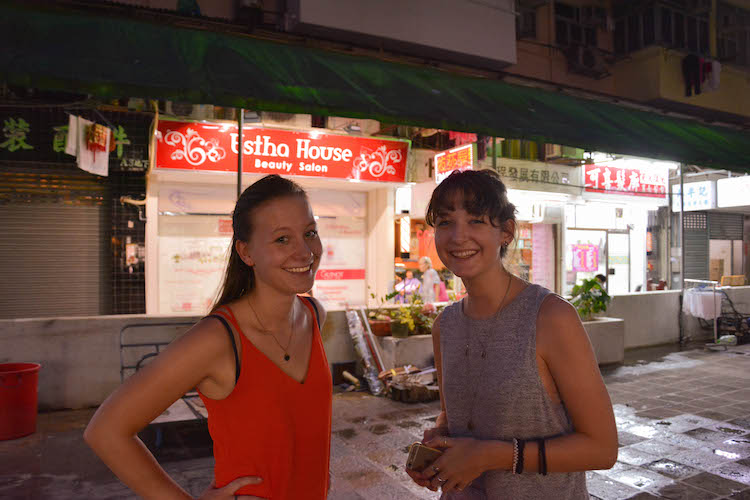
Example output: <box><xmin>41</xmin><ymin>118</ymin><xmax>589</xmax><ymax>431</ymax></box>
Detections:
<box><xmin>425</xmin><ymin>169</ymin><xmax>516</xmax><ymax>256</ymax></box>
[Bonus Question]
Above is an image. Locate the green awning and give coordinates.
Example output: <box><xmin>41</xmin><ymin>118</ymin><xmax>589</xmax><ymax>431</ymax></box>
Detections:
<box><xmin>2</xmin><ymin>3</ymin><xmax>749</xmax><ymax>171</ymax></box>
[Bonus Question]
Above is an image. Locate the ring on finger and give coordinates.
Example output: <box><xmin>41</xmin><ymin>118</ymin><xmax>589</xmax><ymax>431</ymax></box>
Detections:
<box><xmin>431</xmin><ymin>465</ymin><xmax>440</xmax><ymax>473</ymax></box>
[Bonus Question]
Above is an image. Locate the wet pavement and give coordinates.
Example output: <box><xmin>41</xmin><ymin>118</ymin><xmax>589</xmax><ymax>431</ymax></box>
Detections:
<box><xmin>1</xmin><ymin>342</ymin><xmax>750</xmax><ymax>499</ymax></box>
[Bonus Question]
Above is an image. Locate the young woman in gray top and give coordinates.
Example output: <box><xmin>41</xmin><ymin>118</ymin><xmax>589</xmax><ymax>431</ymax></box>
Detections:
<box><xmin>406</xmin><ymin>169</ymin><xmax>617</xmax><ymax>499</ymax></box>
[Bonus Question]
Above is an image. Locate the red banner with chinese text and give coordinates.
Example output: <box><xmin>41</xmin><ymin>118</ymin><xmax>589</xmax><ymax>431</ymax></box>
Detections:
<box><xmin>584</xmin><ymin>164</ymin><xmax>667</xmax><ymax>198</ymax></box>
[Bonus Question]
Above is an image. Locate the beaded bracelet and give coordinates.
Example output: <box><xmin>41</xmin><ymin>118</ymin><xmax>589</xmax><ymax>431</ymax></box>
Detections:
<box><xmin>517</xmin><ymin>439</ymin><xmax>526</xmax><ymax>474</ymax></box>
<box><xmin>511</xmin><ymin>438</ymin><xmax>519</xmax><ymax>474</ymax></box>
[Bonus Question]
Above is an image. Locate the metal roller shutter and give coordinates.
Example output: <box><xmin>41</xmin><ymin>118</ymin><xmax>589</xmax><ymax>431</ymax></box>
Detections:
<box><xmin>683</xmin><ymin>212</ymin><xmax>709</xmax><ymax>280</ymax></box>
<box><xmin>0</xmin><ymin>165</ymin><xmax>111</xmax><ymax>318</ymax></box>
<box><xmin>709</xmin><ymin>212</ymin><xmax>744</xmax><ymax>240</ymax></box>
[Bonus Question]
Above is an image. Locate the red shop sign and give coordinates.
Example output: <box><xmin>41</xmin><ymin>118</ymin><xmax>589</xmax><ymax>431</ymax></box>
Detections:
<box><xmin>584</xmin><ymin>164</ymin><xmax>667</xmax><ymax>198</ymax></box>
<box><xmin>155</xmin><ymin>119</ymin><xmax>409</xmax><ymax>182</ymax></box>
<box><xmin>434</xmin><ymin>144</ymin><xmax>473</xmax><ymax>184</ymax></box>
<box><xmin>315</xmin><ymin>269</ymin><xmax>366</xmax><ymax>280</ymax></box>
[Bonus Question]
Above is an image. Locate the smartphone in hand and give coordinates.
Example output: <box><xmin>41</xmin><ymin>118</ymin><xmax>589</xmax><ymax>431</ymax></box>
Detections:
<box><xmin>406</xmin><ymin>442</ymin><xmax>443</xmax><ymax>472</ymax></box>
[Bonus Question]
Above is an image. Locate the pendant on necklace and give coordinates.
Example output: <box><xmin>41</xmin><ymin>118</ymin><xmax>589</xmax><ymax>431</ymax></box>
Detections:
<box><xmin>467</xmin><ymin>420</ymin><xmax>474</xmax><ymax>430</ymax></box>
<box><xmin>481</xmin><ymin>350</ymin><xmax>486</xmax><ymax>359</ymax></box>
<box><xmin>284</xmin><ymin>354</ymin><xmax>290</xmax><ymax>362</ymax></box>
<box><xmin>464</xmin><ymin>344</ymin><xmax>469</xmax><ymax>357</ymax></box>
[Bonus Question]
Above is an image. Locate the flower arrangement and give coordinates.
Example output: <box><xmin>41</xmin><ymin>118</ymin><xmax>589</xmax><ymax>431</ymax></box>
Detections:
<box><xmin>366</xmin><ymin>289</ymin><xmax>444</xmax><ymax>338</ymax></box>
<box><xmin>390</xmin><ymin>295</ymin><xmax>442</xmax><ymax>337</ymax></box>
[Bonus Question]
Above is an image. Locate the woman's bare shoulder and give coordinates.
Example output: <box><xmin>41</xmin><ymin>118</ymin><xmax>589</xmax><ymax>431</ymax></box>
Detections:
<box><xmin>536</xmin><ymin>293</ymin><xmax>587</xmax><ymax>353</ymax></box>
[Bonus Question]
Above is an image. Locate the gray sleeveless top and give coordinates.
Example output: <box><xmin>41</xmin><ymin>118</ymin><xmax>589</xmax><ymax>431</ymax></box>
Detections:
<box><xmin>439</xmin><ymin>283</ymin><xmax>587</xmax><ymax>500</ymax></box>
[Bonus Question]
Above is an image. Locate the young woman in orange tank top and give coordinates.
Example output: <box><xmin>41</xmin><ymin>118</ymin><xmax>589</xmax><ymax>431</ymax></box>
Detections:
<box><xmin>85</xmin><ymin>175</ymin><xmax>332</xmax><ymax>500</ymax></box>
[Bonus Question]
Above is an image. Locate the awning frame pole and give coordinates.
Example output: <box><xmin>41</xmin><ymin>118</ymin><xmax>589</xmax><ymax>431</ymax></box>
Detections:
<box><xmin>237</xmin><ymin>108</ymin><xmax>243</xmax><ymax>200</ymax></box>
<box><xmin>680</xmin><ymin>164</ymin><xmax>685</xmax><ymax>291</ymax></box>
<box><xmin>492</xmin><ymin>137</ymin><xmax>497</xmax><ymax>171</ymax></box>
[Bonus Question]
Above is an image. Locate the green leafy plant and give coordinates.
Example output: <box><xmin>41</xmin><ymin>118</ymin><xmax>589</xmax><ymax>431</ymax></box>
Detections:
<box><xmin>367</xmin><ymin>289</ymin><xmax>400</xmax><ymax>321</ymax></box>
<box><xmin>570</xmin><ymin>278</ymin><xmax>611</xmax><ymax>321</ymax></box>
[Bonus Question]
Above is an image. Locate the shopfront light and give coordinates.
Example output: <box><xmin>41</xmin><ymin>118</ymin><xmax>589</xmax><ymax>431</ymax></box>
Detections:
<box><xmin>507</xmin><ymin>188</ymin><xmax>571</xmax><ymax>203</ymax></box>
<box><xmin>400</xmin><ymin>215</ymin><xmax>411</xmax><ymax>256</ymax></box>
<box><xmin>395</xmin><ymin>186</ymin><xmax>412</xmax><ymax>214</ymax></box>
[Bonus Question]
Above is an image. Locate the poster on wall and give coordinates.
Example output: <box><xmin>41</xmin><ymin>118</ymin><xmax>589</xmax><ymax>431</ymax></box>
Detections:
<box><xmin>571</xmin><ymin>244</ymin><xmax>599</xmax><ymax>272</ymax></box>
<box><xmin>155</xmin><ymin>119</ymin><xmax>410</xmax><ymax>183</ymax></box>
<box><xmin>312</xmin><ymin>217</ymin><xmax>366</xmax><ymax>310</ymax></box>
<box><xmin>531</xmin><ymin>224</ymin><xmax>555</xmax><ymax>291</ymax></box>
<box><xmin>159</xmin><ymin>236</ymin><xmax>231</xmax><ymax>314</ymax></box>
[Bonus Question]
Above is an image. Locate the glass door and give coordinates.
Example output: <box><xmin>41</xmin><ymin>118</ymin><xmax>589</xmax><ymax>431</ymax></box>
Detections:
<box><xmin>607</xmin><ymin>231</ymin><xmax>630</xmax><ymax>294</ymax></box>
<box><xmin>565</xmin><ymin>229</ymin><xmax>607</xmax><ymax>296</ymax></box>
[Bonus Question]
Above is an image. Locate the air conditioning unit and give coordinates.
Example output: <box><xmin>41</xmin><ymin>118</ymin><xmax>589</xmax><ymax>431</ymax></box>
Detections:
<box><xmin>164</xmin><ymin>101</ymin><xmax>214</xmax><ymax>120</ymax></box>
<box><xmin>260</xmin><ymin>111</ymin><xmax>312</xmax><ymax>128</ymax></box>
<box><xmin>566</xmin><ymin>45</ymin><xmax>609</xmax><ymax>79</ymax></box>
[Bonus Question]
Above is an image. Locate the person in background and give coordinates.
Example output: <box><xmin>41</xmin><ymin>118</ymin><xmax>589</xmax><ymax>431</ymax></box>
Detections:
<box><xmin>396</xmin><ymin>270</ymin><xmax>422</xmax><ymax>303</ymax></box>
<box><xmin>391</xmin><ymin>273</ymin><xmax>404</xmax><ymax>300</ymax></box>
<box><xmin>595</xmin><ymin>274</ymin><xmax>607</xmax><ymax>286</ymax></box>
<box><xmin>438</xmin><ymin>272</ymin><xmax>450</xmax><ymax>302</ymax></box>
<box><xmin>419</xmin><ymin>256</ymin><xmax>442</xmax><ymax>303</ymax></box>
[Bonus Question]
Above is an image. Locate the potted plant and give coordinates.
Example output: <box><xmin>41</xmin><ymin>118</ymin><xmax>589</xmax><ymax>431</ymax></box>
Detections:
<box><xmin>570</xmin><ymin>278</ymin><xmax>611</xmax><ymax>321</ymax></box>
<box><xmin>570</xmin><ymin>278</ymin><xmax>624</xmax><ymax>365</ymax></box>
<box><xmin>389</xmin><ymin>293</ymin><xmax>423</xmax><ymax>338</ymax></box>
<box><xmin>388</xmin><ymin>294</ymin><xmax>446</xmax><ymax>337</ymax></box>
<box><xmin>367</xmin><ymin>290</ymin><xmax>399</xmax><ymax>336</ymax></box>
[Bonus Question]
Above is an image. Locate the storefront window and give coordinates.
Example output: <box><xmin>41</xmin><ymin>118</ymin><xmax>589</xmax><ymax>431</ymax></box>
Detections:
<box><xmin>157</xmin><ymin>214</ymin><xmax>233</xmax><ymax>314</ymax></box>
<box><xmin>506</xmin><ymin>222</ymin><xmax>557</xmax><ymax>292</ymax></box>
<box><xmin>393</xmin><ymin>219</ymin><xmax>455</xmax><ymax>304</ymax></box>
<box><xmin>565</xmin><ymin>229</ymin><xmax>608</xmax><ymax>296</ymax></box>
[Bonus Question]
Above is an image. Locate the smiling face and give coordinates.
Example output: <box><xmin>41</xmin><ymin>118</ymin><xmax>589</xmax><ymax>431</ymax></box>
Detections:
<box><xmin>236</xmin><ymin>195</ymin><xmax>322</xmax><ymax>295</ymax></box>
<box><xmin>433</xmin><ymin>193</ymin><xmax>513</xmax><ymax>281</ymax></box>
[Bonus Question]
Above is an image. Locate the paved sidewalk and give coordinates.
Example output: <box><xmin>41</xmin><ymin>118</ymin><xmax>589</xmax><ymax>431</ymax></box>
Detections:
<box><xmin>1</xmin><ymin>343</ymin><xmax>749</xmax><ymax>499</ymax></box>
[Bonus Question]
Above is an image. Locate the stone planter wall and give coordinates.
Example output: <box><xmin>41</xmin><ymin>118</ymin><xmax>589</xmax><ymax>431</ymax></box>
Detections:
<box><xmin>376</xmin><ymin>334</ymin><xmax>435</xmax><ymax>370</ymax></box>
<box><xmin>582</xmin><ymin>317</ymin><xmax>625</xmax><ymax>365</ymax></box>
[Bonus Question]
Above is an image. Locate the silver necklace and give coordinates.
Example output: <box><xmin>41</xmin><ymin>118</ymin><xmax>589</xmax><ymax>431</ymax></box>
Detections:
<box><xmin>247</xmin><ymin>296</ymin><xmax>296</xmax><ymax>362</ymax></box>
<box><xmin>465</xmin><ymin>273</ymin><xmax>513</xmax><ymax>431</ymax></box>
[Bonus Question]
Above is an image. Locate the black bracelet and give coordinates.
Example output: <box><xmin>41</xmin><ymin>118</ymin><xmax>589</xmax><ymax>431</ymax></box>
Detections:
<box><xmin>538</xmin><ymin>438</ymin><xmax>547</xmax><ymax>475</ymax></box>
<box><xmin>516</xmin><ymin>439</ymin><xmax>526</xmax><ymax>474</ymax></box>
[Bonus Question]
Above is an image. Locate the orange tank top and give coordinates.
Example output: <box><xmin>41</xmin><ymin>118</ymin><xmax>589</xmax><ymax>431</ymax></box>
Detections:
<box><xmin>198</xmin><ymin>297</ymin><xmax>332</xmax><ymax>500</ymax></box>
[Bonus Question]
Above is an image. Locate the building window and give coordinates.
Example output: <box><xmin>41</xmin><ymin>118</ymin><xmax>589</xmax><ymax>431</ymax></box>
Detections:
<box><xmin>717</xmin><ymin>2</ymin><xmax>750</xmax><ymax>68</ymax></box>
<box><xmin>517</xmin><ymin>5</ymin><xmax>537</xmax><ymax>40</ymax></box>
<box><xmin>555</xmin><ymin>2</ymin><xmax>602</xmax><ymax>48</ymax></box>
<box><xmin>613</xmin><ymin>2</ymin><xmax>711</xmax><ymax>56</ymax></box>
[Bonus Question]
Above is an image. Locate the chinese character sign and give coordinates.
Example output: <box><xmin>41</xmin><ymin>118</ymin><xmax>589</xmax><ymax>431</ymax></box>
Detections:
<box><xmin>1</xmin><ymin>107</ymin><xmax>149</xmax><ymax>168</ymax></box>
<box><xmin>584</xmin><ymin>164</ymin><xmax>667</xmax><ymax>198</ymax></box>
<box><xmin>435</xmin><ymin>144</ymin><xmax>473</xmax><ymax>184</ymax></box>
<box><xmin>672</xmin><ymin>181</ymin><xmax>715</xmax><ymax>211</ymax></box>
<box><xmin>0</xmin><ymin>118</ymin><xmax>34</xmax><ymax>152</ymax></box>
<box><xmin>572</xmin><ymin>244</ymin><xmax>599</xmax><ymax>272</ymax></box>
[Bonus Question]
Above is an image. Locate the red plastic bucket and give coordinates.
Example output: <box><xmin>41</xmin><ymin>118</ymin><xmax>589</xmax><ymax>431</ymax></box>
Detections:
<box><xmin>0</xmin><ymin>363</ymin><xmax>41</xmax><ymax>440</ymax></box>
